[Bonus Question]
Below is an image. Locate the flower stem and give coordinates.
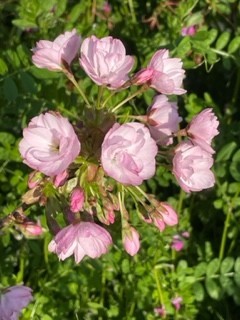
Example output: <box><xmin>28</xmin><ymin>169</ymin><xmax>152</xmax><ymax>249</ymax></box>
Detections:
<box><xmin>111</xmin><ymin>86</ymin><xmax>147</xmax><ymax>113</ymax></box>
<box><xmin>97</xmin><ymin>85</ymin><xmax>104</xmax><ymax>110</ymax></box>
<box><xmin>154</xmin><ymin>266</ymin><xmax>165</xmax><ymax>308</ymax></box>
<box><xmin>65</xmin><ymin>71</ymin><xmax>91</xmax><ymax>108</ymax></box>
<box><xmin>219</xmin><ymin>203</ymin><xmax>232</xmax><ymax>260</ymax></box>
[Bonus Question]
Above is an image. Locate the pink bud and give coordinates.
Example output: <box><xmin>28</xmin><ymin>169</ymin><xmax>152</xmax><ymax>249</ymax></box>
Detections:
<box><xmin>123</xmin><ymin>226</ymin><xmax>140</xmax><ymax>256</ymax></box>
<box><xmin>28</xmin><ymin>171</ymin><xmax>44</xmax><ymax>189</ymax></box>
<box><xmin>158</xmin><ymin>202</ymin><xmax>178</xmax><ymax>226</ymax></box>
<box><xmin>103</xmin><ymin>2</ymin><xmax>112</xmax><ymax>15</ymax></box>
<box><xmin>70</xmin><ymin>188</ymin><xmax>85</xmax><ymax>213</ymax></box>
<box><xmin>21</xmin><ymin>222</ymin><xmax>43</xmax><ymax>237</ymax></box>
<box><xmin>171</xmin><ymin>236</ymin><xmax>184</xmax><ymax>251</ymax></box>
<box><xmin>54</xmin><ymin>170</ymin><xmax>68</xmax><ymax>187</ymax></box>
<box><xmin>181</xmin><ymin>25</ymin><xmax>196</xmax><ymax>36</ymax></box>
<box><xmin>154</xmin><ymin>305</ymin><xmax>166</xmax><ymax>317</ymax></box>
<box><xmin>131</xmin><ymin>68</ymin><xmax>154</xmax><ymax>85</ymax></box>
<box><xmin>181</xmin><ymin>231</ymin><xmax>190</xmax><ymax>238</ymax></box>
<box><xmin>171</xmin><ymin>296</ymin><xmax>183</xmax><ymax>311</ymax></box>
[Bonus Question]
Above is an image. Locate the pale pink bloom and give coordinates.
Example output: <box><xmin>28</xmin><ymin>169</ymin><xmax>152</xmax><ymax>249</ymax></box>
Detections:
<box><xmin>172</xmin><ymin>141</ymin><xmax>215</xmax><ymax>192</ymax></box>
<box><xmin>187</xmin><ymin>108</ymin><xmax>219</xmax><ymax>154</ymax></box>
<box><xmin>171</xmin><ymin>296</ymin><xmax>183</xmax><ymax>311</ymax></box>
<box><xmin>19</xmin><ymin>112</ymin><xmax>81</xmax><ymax>177</ymax></box>
<box><xmin>32</xmin><ymin>29</ymin><xmax>81</xmax><ymax>71</ymax></box>
<box><xmin>80</xmin><ymin>36</ymin><xmax>135</xmax><ymax>89</ymax></box>
<box><xmin>148</xmin><ymin>49</ymin><xmax>186</xmax><ymax>95</ymax></box>
<box><xmin>171</xmin><ymin>235</ymin><xmax>184</xmax><ymax>251</ymax></box>
<box><xmin>123</xmin><ymin>226</ymin><xmax>140</xmax><ymax>256</ymax></box>
<box><xmin>0</xmin><ymin>285</ymin><xmax>33</xmax><ymax>320</ymax></box>
<box><xmin>152</xmin><ymin>202</ymin><xmax>178</xmax><ymax>231</ymax></box>
<box><xmin>154</xmin><ymin>305</ymin><xmax>166</xmax><ymax>317</ymax></box>
<box><xmin>70</xmin><ymin>188</ymin><xmax>85</xmax><ymax>213</ymax></box>
<box><xmin>48</xmin><ymin>222</ymin><xmax>112</xmax><ymax>263</ymax></box>
<box><xmin>54</xmin><ymin>170</ymin><xmax>68</xmax><ymax>187</ymax></box>
<box><xmin>181</xmin><ymin>25</ymin><xmax>196</xmax><ymax>36</ymax></box>
<box><xmin>101</xmin><ymin>122</ymin><xmax>158</xmax><ymax>185</ymax></box>
<box><xmin>147</xmin><ymin>95</ymin><xmax>181</xmax><ymax>145</ymax></box>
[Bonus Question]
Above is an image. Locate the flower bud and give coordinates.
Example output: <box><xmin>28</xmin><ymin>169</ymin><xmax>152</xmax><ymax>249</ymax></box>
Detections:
<box><xmin>123</xmin><ymin>226</ymin><xmax>140</xmax><ymax>256</ymax></box>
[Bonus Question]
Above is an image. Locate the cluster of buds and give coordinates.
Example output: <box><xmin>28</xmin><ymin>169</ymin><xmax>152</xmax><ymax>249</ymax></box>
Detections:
<box><xmin>3</xmin><ymin>29</ymin><xmax>219</xmax><ymax>264</ymax></box>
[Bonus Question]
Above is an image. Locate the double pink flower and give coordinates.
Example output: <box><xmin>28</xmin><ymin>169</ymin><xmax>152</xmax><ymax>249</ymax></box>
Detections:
<box><xmin>32</xmin><ymin>29</ymin><xmax>81</xmax><ymax>71</ymax></box>
<box><xmin>80</xmin><ymin>36</ymin><xmax>135</xmax><ymax>89</ymax></box>
<box><xmin>134</xmin><ymin>49</ymin><xmax>186</xmax><ymax>95</ymax></box>
<box><xmin>48</xmin><ymin>222</ymin><xmax>112</xmax><ymax>263</ymax></box>
<box><xmin>19</xmin><ymin>112</ymin><xmax>81</xmax><ymax>177</ymax></box>
<box><xmin>101</xmin><ymin>122</ymin><xmax>158</xmax><ymax>186</ymax></box>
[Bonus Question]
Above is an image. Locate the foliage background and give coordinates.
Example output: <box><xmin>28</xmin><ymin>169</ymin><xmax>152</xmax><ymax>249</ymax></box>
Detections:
<box><xmin>1</xmin><ymin>0</ymin><xmax>240</xmax><ymax>319</ymax></box>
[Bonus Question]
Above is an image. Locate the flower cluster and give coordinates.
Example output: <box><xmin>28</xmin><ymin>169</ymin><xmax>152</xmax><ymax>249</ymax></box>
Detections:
<box><xmin>13</xmin><ymin>29</ymin><xmax>219</xmax><ymax>264</ymax></box>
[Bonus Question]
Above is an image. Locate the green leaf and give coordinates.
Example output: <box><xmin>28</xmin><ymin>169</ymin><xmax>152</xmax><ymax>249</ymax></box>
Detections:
<box><xmin>206</xmin><ymin>29</ymin><xmax>218</xmax><ymax>45</ymax></box>
<box><xmin>193</xmin><ymin>282</ymin><xmax>205</xmax><ymax>301</ymax></box>
<box><xmin>207</xmin><ymin>258</ymin><xmax>220</xmax><ymax>277</ymax></box>
<box><xmin>216</xmin><ymin>32</ymin><xmax>230</xmax><ymax>50</ymax></box>
<box><xmin>220</xmin><ymin>257</ymin><xmax>235</xmax><ymax>274</ymax></box>
<box><xmin>230</xmin><ymin>150</ymin><xmax>240</xmax><ymax>181</ymax></box>
<box><xmin>194</xmin><ymin>262</ymin><xmax>207</xmax><ymax>277</ymax></box>
<box><xmin>205</xmin><ymin>278</ymin><xmax>222</xmax><ymax>300</ymax></box>
<box><xmin>30</xmin><ymin>66</ymin><xmax>60</xmax><ymax>79</ymax></box>
<box><xmin>3</xmin><ymin>78</ymin><xmax>18</xmax><ymax>101</ymax></box>
<box><xmin>216</xmin><ymin>142</ymin><xmax>237</xmax><ymax>162</ymax></box>
<box><xmin>20</xmin><ymin>71</ymin><xmax>38</xmax><ymax>94</ymax></box>
<box><xmin>0</xmin><ymin>132</ymin><xmax>15</xmax><ymax>146</ymax></box>
<box><xmin>176</xmin><ymin>37</ymin><xmax>191</xmax><ymax>58</ymax></box>
<box><xmin>228</xmin><ymin>36</ymin><xmax>240</xmax><ymax>54</ymax></box>
<box><xmin>12</xmin><ymin>19</ymin><xmax>37</xmax><ymax>30</ymax></box>
<box><xmin>219</xmin><ymin>275</ymin><xmax>235</xmax><ymax>295</ymax></box>
<box><xmin>234</xmin><ymin>257</ymin><xmax>240</xmax><ymax>273</ymax></box>
<box><xmin>0</xmin><ymin>58</ymin><xmax>8</xmax><ymax>75</ymax></box>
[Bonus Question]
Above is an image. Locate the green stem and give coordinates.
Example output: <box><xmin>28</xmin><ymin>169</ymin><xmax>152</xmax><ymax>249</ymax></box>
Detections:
<box><xmin>111</xmin><ymin>86</ymin><xmax>147</xmax><ymax>113</ymax></box>
<box><xmin>232</xmin><ymin>67</ymin><xmax>240</xmax><ymax>106</ymax></box>
<box><xmin>128</xmin><ymin>0</ymin><xmax>136</xmax><ymax>23</ymax></box>
<box><xmin>101</xmin><ymin>91</ymin><xmax>116</xmax><ymax>109</ymax></box>
<box><xmin>219</xmin><ymin>204</ymin><xmax>232</xmax><ymax>260</ymax></box>
<box><xmin>65</xmin><ymin>71</ymin><xmax>91</xmax><ymax>107</ymax></box>
<box><xmin>97</xmin><ymin>86</ymin><xmax>104</xmax><ymax>110</ymax></box>
<box><xmin>177</xmin><ymin>189</ymin><xmax>185</xmax><ymax>216</ymax></box>
<box><xmin>154</xmin><ymin>267</ymin><xmax>165</xmax><ymax>308</ymax></box>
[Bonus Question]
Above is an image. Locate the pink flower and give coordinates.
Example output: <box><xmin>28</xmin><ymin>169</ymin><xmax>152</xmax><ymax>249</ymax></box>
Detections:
<box><xmin>171</xmin><ymin>235</ymin><xmax>184</xmax><ymax>251</ymax></box>
<box><xmin>80</xmin><ymin>36</ymin><xmax>135</xmax><ymax>89</ymax></box>
<box><xmin>101</xmin><ymin>122</ymin><xmax>158</xmax><ymax>185</ymax></box>
<box><xmin>181</xmin><ymin>25</ymin><xmax>196</xmax><ymax>36</ymax></box>
<box><xmin>171</xmin><ymin>296</ymin><xmax>183</xmax><ymax>311</ymax></box>
<box><xmin>172</xmin><ymin>141</ymin><xmax>215</xmax><ymax>192</ymax></box>
<box><xmin>147</xmin><ymin>95</ymin><xmax>181</xmax><ymax>145</ymax></box>
<box><xmin>154</xmin><ymin>305</ymin><xmax>166</xmax><ymax>317</ymax></box>
<box><xmin>70</xmin><ymin>188</ymin><xmax>85</xmax><ymax>213</ymax></box>
<box><xmin>19</xmin><ymin>112</ymin><xmax>81</xmax><ymax>177</ymax></box>
<box><xmin>32</xmin><ymin>29</ymin><xmax>81</xmax><ymax>71</ymax></box>
<box><xmin>0</xmin><ymin>285</ymin><xmax>33</xmax><ymax>320</ymax></box>
<box><xmin>147</xmin><ymin>49</ymin><xmax>186</xmax><ymax>95</ymax></box>
<box><xmin>48</xmin><ymin>222</ymin><xmax>112</xmax><ymax>263</ymax></box>
<box><xmin>152</xmin><ymin>202</ymin><xmax>178</xmax><ymax>231</ymax></box>
<box><xmin>187</xmin><ymin>108</ymin><xmax>219</xmax><ymax>154</ymax></box>
<box><xmin>123</xmin><ymin>226</ymin><xmax>140</xmax><ymax>256</ymax></box>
